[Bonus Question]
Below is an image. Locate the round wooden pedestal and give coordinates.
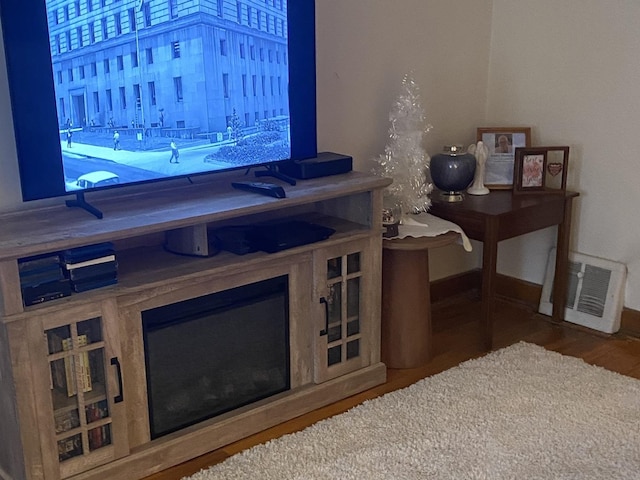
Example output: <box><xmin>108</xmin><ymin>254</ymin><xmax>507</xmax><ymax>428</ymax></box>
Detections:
<box><xmin>381</xmin><ymin>232</ymin><xmax>459</xmax><ymax>368</ymax></box>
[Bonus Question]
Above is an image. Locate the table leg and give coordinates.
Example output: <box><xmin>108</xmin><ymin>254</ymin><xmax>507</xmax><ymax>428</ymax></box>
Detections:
<box><xmin>552</xmin><ymin>195</ymin><xmax>575</xmax><ymax>322</ymax></box>
<box><xmin>381</xmin><ymin>247</ymin><xmax>432</xmax><ymax>368</ymax></box>
<box><xmin>481</xmin><ymin>217</ymin><xmax>499</xmax><ymax>350</ymax></box>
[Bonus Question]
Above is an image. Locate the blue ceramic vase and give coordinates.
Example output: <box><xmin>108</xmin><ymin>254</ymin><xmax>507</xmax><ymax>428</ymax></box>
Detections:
<box><xmin>430</xmin><ymin>145</ymin><xmax>476</xmax><ymax>200</ymax></box>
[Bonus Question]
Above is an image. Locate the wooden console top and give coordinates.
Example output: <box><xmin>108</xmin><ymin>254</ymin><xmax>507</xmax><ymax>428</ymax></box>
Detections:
<box><xmin>0</xmin><ymin>171</ymin><xmax>391</xmax><ymax>261</ymax></box>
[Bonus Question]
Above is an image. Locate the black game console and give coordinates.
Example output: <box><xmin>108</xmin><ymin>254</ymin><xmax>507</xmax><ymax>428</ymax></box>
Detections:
<box><xmin>249</xmin><ymin>220</ymin><xmax>336</xmax><ymax>253</ymax></box>
<box><xmin>279</xmin><ymin>152</ymin><xmax>353</xmax><ymax>179</ymax></box>
<box><xmin>22</xmin><ymin>279</ymin><xmax>72</xmax><ymax>306</ymax></box>
<box><xmin>210</xmin><ymin>226</ymin><xmax>258</xmax><ymax>255</ymax></box>
<box><xmin>212</xmin><ymin>221</ymin><xmax>336</xmax><ymax>255</ymax></box>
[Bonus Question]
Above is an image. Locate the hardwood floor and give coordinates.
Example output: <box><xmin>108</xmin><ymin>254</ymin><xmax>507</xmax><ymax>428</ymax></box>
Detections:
<box><xmin>144</xmin><ymin>292</ymin><xmax>640</xmax><ymax>480</ymax></box>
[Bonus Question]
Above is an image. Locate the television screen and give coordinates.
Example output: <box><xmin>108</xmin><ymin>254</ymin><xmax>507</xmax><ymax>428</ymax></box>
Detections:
<box><xmin>0</xmin><ymin>0</ymin><xmax>316</xmax><ymax>203</ymax></box>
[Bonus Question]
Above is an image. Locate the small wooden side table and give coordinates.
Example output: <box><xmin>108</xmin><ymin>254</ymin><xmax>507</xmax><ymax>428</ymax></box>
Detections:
<box><xmin>381</xmin><ymin>231</ymin><xmax>460</xmax><ymax>368</ymax></box>
<box><xmin>429</xmin><ymin>190</ymin><xmax>579</xmax><ymax>350</ymax></box>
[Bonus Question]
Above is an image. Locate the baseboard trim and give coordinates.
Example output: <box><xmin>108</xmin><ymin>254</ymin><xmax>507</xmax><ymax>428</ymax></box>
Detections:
<box><xmin>621</xmin><ymin>308</ymin><xmax>640</xmax><ymax>337</ymax></box>
<box><xmin>430</xmin><ymin>270</ymin><xmax>640</xmax><ymax>337</ymax></box>
<box><xmin>430</xmin><ymin>269</ymin><xmax>481</xmax><ymax>304</ymax></box>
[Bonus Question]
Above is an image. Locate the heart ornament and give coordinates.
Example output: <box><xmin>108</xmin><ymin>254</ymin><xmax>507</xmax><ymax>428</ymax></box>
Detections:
<box><xmin>547</xmin><ymin>162</ymin><xmax>563</xmax><ymax>177</ymax></box>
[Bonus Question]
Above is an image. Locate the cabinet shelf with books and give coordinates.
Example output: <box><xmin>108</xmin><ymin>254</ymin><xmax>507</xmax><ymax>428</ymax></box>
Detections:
<box><xmin>51</xmin><ymin>382</ymin><xmax>108</xmax><ymax>418</ymax></box>
<box><xmin>45</xmin><ymin>317</ymin><xmax>114</xmax><ymax>465</ymax></box>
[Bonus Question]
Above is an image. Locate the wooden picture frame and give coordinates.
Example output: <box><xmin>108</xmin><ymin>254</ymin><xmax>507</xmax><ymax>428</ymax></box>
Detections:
<box><xmin>476</xmin><ymin>127</ymin><xmax>531</xmax><ymax>189</ymax></box>
<box><xmin>513</xmin><ymin>146</ymin><xmax>569</xmax><ymax>195</ymax></box>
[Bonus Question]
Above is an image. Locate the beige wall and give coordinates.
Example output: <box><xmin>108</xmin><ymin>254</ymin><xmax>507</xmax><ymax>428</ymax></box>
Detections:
<box><xmin>486</xmin><ymin>0</ymin><xmax>640</xmax><ymax>310</ymax></box>
<box><xmin>316</xmin><ymin>0</ymin><xmax>492</xmax><ymax>168</ymax></box>
<box><xmin>315</xmin><ymin>0</ymin><xmax>492</xmax><ymax>277</ymax></box>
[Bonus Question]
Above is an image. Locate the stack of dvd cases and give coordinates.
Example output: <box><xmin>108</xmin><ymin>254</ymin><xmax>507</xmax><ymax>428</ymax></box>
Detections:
<box><xmin>60</xmin><ymin>242</ymin><xmax>118</xmax><ymax>293</ymax></box>
<box><xmin>19</xmin><ymin>253</ymin><xmax>71</xmax><ymax>306</ymax></box>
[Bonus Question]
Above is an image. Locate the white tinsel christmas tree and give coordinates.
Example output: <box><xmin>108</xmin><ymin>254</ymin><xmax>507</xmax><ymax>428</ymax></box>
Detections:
<box><xmin>372</xmin><ymin>73</ymin><xmax>433</xmax><ymax>215</ymax></box>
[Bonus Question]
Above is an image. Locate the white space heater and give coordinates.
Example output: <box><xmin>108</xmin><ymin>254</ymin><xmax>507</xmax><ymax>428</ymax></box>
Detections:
<box><xmin>539</xmin><ymin>248</ymin><xmax>627</xmax><ymax>333</ymax></box>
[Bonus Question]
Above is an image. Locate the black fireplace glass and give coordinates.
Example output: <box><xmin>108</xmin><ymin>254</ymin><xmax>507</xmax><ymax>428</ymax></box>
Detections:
<box><xmin>142</xmin><ymin>275</ymin><xmax>290</xmax><ymax>439</ymax></box>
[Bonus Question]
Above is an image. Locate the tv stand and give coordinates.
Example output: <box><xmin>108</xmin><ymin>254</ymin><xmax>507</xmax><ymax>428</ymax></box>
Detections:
<box><xmin>65</xmin><ymin>192</ymin><xmax>103</xmax><ymax>219</ymax></box>
<box><xmin>0</xmin><ymin>171</ymin><xmax>390</xmax><ymax>480</ymax></box>
<box><xmin>254</xmin><ymin>164</ymin><xmax>297</xmax><ymax>185</ymax></box>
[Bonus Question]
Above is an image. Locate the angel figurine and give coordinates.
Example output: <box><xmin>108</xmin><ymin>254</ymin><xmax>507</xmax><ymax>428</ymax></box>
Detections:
<box><xmin>467</xmin><ymin>141</ymin><xmax>490</xmax><ymax>195</ymax></box>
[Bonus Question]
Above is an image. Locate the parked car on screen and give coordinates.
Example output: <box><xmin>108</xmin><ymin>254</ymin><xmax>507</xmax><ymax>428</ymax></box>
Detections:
<box><xmin>66</xmin><ymin>171</ymin><xmax>120</xmax><ymax>191</ymax></box>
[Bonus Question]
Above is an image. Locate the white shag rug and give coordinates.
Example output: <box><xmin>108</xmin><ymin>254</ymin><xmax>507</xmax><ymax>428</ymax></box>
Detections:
<box><xmin>184</xmin><ymin>342</ymin><xmax>640</xmax><ymax>480</ymax></box>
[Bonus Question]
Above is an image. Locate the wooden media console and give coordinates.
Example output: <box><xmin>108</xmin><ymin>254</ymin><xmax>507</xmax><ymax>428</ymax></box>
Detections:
<box><xmin>0</xmin><ymin>171</ymin><xmax>390</xmax><ymax>480</ymax></box>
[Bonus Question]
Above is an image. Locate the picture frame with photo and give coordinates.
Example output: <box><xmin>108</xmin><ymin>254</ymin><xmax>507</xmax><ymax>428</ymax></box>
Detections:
<box><xmin>476</xmin><ymin>127</ymin><xmax>532</xmax><ymax>188</ymax></box>
<box><xmin>513</xmin><ymin>146</ymin><xmax>569</xmax><ymax>195</ymax></box>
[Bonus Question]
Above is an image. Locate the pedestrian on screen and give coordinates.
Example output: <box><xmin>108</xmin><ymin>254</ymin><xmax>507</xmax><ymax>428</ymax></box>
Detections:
<box><xmin>169</xmin><ymin>140</ymin><xmax>179</xmax><ymax>163</ymax></box>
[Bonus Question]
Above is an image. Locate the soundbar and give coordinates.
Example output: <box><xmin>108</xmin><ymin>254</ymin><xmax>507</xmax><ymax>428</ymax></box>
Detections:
<box><xmin>279</xmin><ymin>152</ymin><xmax>353</xmax><ymax>179</ymax></box>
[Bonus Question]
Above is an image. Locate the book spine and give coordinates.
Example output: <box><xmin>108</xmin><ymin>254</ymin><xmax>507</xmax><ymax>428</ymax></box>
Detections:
<box><xmin>62</xmin><ymin>242</ymin><xmax>114</xmax><ymax>259</ymax></box>
<box><xmin>20</xmin><ymin>269</ymin><xmax>64</xmax><ymax>287</ymax></box>
<box><xmin>18</xmin><ymin>254</ymin><xmax>61</xmax><ymax>271</ymax></box>
<box><xmin>54</xmin><ymin>409</ymin><xmax>79</xmax><ymax>434</ymax></box>
<box><xmin>60</xmin><ymin>335</ymin><xmax>93</xmax><ymax>396</ymax></box>
<box><xmin>77</xmin><ymin>335</ymin><xmax>92</xmax><ymax>393</ymax></box>
<box><xmin>87</xmin><ymin>404</ymin><xmax>101</xmax><ymax>449</ymax></box>
<box><xmin>61</xmin><ymin>338</ymin><xmax>76</xmax><ymax>397</ymax></box>
<box><xmin>71</xmin><ymin>276</ymin><xmax>118</xmax><ymax>293</ymax></box>
<box><xmin>63</xmin><ymin>254</ymin><xmax>117</xmax><ymax>270</ymax></box>
<box><xmin>67</xmin><ymin>261</ymin><xmax>118</xmax><ymax>281</ymax></box>
<box><xmin>48</xmin><ymin>331</ymin><xmax>65</xmax><ymax>391</ymax></box>
<box><xmin>50</xmin><ymin>359</ymin><xmax>66</xmax><ymax>393</ymax></box>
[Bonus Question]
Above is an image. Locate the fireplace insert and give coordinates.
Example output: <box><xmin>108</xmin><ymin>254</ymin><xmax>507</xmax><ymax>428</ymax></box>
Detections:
<box><xmin>142</xmin><ymin>275</ymin><xmax>290</xmax><ymax>438</ymax></box>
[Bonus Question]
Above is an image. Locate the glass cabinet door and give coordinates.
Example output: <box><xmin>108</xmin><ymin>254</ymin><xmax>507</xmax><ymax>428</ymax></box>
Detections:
<box><xmin>315</xmin><ymin>242</ymin><xmax>370</xmax><ymax>383</ymax></box>
<box><xmin>45</xmin><ymin>316</ymin><xmax>115</xmax><ymax>470</ymax></box>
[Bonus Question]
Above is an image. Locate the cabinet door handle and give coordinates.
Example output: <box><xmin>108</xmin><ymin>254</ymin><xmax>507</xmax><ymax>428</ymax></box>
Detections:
<box><xmin>319</xmin><ymin>297</ymin><xmax>329</xmax><ymax>336</ymax></box>
<box><xmin>110</xmin><ymin>357</ymin><xmax>124</xmax><ymax>403</ymax></box>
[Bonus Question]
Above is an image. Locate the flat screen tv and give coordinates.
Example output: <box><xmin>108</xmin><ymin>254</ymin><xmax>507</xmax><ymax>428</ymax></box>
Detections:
<box><xmin>0</xmin><ymin>0</ymin><xmax>316</xmax><ymax>216</ymax></box>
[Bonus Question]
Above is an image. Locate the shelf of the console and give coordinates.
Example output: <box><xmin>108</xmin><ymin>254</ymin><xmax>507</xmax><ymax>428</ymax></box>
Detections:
<box><xmin>0</xmin><ymin>171</ymin><xmax>391</xmax><ymax>261</ymax></box>
<box><xmin>118</xmin><ymin>217</ymin><xmax>372</xmax><ymax>289</ymax></box>
<box><xmin>6</xmin><ymin>216</ymin><xmax>373</xmax><ymax>320</ymax></box>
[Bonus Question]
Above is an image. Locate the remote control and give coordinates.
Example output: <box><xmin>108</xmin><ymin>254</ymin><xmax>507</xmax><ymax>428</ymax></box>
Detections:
<box><xmin>231</xmin><ymin>181</ymin><xmax>286</xmax><ymax>198</ymax></box>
